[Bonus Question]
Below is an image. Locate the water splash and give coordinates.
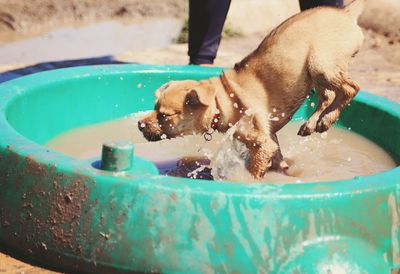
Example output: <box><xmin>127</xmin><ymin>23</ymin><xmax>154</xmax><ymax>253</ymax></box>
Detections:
<box><xmin>208</xmin><ymin>117</ymin><xmax>252</xmax><ymax>181</ymax></box>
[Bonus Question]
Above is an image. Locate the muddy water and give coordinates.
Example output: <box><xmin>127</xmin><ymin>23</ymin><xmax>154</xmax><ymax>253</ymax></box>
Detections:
<box><xmin>46</xmin><ymin>113</ymin><xmax>397</xmax><ymax>183</ymax></box>
<box><xmin>0</xmin><ymin>19</ymin><xmax>181</xmax><ymax>64</ymax></box>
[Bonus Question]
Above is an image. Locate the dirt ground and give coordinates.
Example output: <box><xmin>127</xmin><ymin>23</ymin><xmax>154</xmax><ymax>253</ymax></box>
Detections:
<box><xmin>0</xmin><ymin>0</ymin><xmax>399</xmax><ymax>273</ymax></box>
<box><xmin>0</xmin><ymin>0</ymin><xmax>186</xmax><ymax>42</ymax></box>
<box><xmin>0</xmin><ymin>253</ymin><xmax>57</xmax><ymax>273</ymax></box>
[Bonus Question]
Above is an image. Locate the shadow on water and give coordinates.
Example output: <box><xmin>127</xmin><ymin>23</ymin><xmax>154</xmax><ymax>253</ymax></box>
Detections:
<box><xmin>156</xmin><ymin>157</ymin><xmax>213</xmax><ymax>180</ymax></box>
<box><xmin>0</xmin><ymin>55</ymin><xmax>131</xmax><ymax>84</ymax></box>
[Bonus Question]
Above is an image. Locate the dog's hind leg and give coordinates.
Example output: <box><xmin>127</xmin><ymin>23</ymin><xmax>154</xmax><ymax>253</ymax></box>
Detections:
<box><xmin>298</xmin><ymin>52</ymin><xmax>344</xmax><ymax>135</ymax></box>
<box><xmin>298</xmin><ymin>87</ymin><xmax>336</xmax><ymax>136</ymax></box>
<box><xmin>301</xmin><ymin>51</ymin><xmax>360</xmax><ymax>134</ymax></box>
<box><xmin>315</xmin><ymin>77</ymin><xmax>360</xmax><ymax>132</ymax></box>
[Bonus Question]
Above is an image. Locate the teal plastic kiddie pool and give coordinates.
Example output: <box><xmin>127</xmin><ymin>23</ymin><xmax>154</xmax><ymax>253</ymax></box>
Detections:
<box><xmin>0</xmin><ymin>65</ymin><xmax>399</xmax><ymax>273</ymax></box>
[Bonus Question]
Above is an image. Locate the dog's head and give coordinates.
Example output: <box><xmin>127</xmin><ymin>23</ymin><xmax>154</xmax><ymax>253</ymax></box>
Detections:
<box><xmin>138</xmin><ymin>80</ymin><xmax>216</xmax><ymax>141</ymax></box>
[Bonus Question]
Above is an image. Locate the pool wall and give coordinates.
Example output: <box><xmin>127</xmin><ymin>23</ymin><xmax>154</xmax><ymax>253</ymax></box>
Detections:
<box><xmin>0</xmin><ymin>65</ymin><xmax>399</xmax><ymax>273</ymax></box>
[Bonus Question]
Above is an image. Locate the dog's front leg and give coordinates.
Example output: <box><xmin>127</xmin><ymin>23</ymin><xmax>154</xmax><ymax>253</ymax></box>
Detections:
<box><xmin>234</xmin><ymin>113</ymin><xmax>287</xmax><ymax>179</ymax></box>
<box><xmin>270</xmin><ymin>133</ymin><xmax>289</xmax><ymax>173</ymax></box>
<box><xmin>248</xmin><ymin>144</ymin><xmax>275</xmax><ymax>179</ymax></box>
<box><xmin>235</xmin><ymin>129</ymin><xmax>280</xmax><ymax>180</ymax></box>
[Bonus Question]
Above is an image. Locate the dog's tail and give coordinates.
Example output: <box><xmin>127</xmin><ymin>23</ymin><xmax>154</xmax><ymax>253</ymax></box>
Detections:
<box><xmin>344</xmin><ymin>0</ymin><xmax>365</xmax><ymax>19</ymax></box>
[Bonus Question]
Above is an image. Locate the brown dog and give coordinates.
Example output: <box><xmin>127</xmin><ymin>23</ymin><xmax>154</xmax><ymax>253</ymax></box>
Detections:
<box><xmin>139</xmin><ymin>0</ymin><xmax>364</xmax><ymax>179</ymax></box>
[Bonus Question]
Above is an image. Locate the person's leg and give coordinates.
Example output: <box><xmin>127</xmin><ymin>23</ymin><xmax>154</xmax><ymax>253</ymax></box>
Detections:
<box><xmin>188</xmin><ymin>0</ymin><xmax>231</xmax><ymax>65</ymax></box>
<box><xmin>299</xmin><ymin>0</ymin><xmax>343</xmax><ymax>11</ymax></box>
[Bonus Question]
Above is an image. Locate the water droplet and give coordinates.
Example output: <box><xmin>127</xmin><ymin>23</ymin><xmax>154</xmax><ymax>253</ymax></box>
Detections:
<box><xmin>140</xmin><ymin>123</ymin><xmax>146</xmax><ymax>128</ymax></box>
<box><xmin>273</xmin><ymin>108</ymin><xmax>277</xmax><ymax>113</ymax></box>
<box><xmin>137</xmin><ymin>83</ymin><xmax>142</xmax><ymax>89</ymax></box>
<box><xmin>244</xmin><ymin>109</ymin><xmax>253</xmax><ymax>116</ymax></box>
<box><xmin>310</xmin><ymin>102</ymin><xmax>315</xmax><ymax>108</ymax></box>
<box><xmin>98</xmin><ymin>76</ymin><xmax>102</xmax><ymax>80</ymax></box>
<box><xmin>233</xmin><ymin>103</ymin><xmax>239</xmax><ymax>108</ymax></box>
<box><xmin>120</xmin><ymin>76</ymin><xmax>124</xmax><ymax>80</ymax></box>
<box><xmin>230</xmin><ymin>93</ymin><xmax>234</xmax><ymax>98</ymax></box>
<box><xmin>161</xmin><ymin>134</ymin><xmax>167</xmax><ymax>139</ymax></box>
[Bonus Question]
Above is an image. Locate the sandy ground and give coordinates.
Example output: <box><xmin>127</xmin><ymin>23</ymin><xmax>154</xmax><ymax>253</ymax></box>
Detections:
<box><xmin>0</xmin><ymin>0</ymin><xmax>399</xmax><ymax>273</ymax></box>
<box><xmin>0</xmin><ymin>0</ymin><xmax>186</xmax><ymax>42</ymax></box>
<box><xmin>0</xmin><ymin>253</ymin><xmax>57</xmax><ymax>273</ymax></box>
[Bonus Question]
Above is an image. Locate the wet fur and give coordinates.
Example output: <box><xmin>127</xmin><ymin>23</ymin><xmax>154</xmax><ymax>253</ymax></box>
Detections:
<box><xmin>139</xmin><ymin>1</ymin><xmax>365</xmax><ymax>179</ymax></box>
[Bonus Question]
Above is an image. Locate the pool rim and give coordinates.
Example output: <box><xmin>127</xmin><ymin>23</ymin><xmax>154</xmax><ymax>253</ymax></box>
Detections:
<box><xmin>0</xmin><ymin>64</ymin><xmax>399</xmax><ymax>197</ymax></box>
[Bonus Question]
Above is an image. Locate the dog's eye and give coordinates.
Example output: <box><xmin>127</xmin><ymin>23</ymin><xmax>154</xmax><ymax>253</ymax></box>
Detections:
<box><xmin>157</xmin><ymin>113</ymin><xmax>172</xmax><ymax>120</ymax></box>
<box><xmin>157</xmin><ymin>112</ymin><xmax>178</xmax><ymax>121</ymax></box>
<box><xmin>157</xmin><ymin>113</ymin><xmax>166</xmax><ymax>120</ymax></box>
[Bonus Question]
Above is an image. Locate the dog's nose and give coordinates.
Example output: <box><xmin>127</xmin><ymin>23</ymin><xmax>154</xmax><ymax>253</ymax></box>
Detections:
<box><xmin>138</xmin><ymin>121</ymin><xmax>145</xmax><ymax>132</ymax></box>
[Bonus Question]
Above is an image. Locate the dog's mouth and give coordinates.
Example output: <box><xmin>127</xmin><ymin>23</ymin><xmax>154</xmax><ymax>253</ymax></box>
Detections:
<box><xmin>139</xmin><ymin>126</ymin><xmax>163</xmax><ymax>142</ymax></box>
<box><xmin>142</xmin><ymin>131</ymin><xmax>163</xmax><ymax>142</ymax></box>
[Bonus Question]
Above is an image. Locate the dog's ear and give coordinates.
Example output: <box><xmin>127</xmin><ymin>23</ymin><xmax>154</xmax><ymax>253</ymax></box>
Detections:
<box><xmin>185</xmin><ymin>87</ymin><xmax>215</xmax><ymax>107</ymax></box>
<box><xmin>155</xmin><ymin>81</ymin><xmax>173</xmax><ymax>99</ymax></box>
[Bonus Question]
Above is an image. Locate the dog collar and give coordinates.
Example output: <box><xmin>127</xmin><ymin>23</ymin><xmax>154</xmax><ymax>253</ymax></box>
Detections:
<box><xmin>204</xmin><ymin>112</ymin><xmax>220</xmax><ymax>142</ymax></box>
<box><xmin>210</xmin><ymin>113</ymin><xmax>220</xmax><ymax>130</ymax></box>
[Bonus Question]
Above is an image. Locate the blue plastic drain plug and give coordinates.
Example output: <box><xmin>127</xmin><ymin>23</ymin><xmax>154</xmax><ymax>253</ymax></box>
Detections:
<box><xmin>100</xmin><ymin>141</ymin><xmax>134</xmax><ymax>172</ymax></box>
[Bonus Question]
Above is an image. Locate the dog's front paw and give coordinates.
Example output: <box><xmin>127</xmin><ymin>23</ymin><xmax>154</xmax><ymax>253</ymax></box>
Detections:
<box><xmin>272</xmin><ymin>160</ymin><xmax>289</xmax><ymax>175</ymax></box>
<box><xmin>277</xmin><ymin>160</ymin><xmax>289</xmax><ymax>174</ymax></box>
<box><xmin>297</xmin><ymin>122</ymin><xmax>314</xmax><ymax>136</ymax></box>
<box><xmin>270</xmin><ymin>153</ymin><xmax>289</xmax><ymax>174</ymax></box>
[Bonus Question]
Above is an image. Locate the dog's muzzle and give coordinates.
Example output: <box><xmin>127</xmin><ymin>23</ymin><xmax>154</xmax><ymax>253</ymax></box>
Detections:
<box><xmin>138</xmin><ymin>121</ymin><xmax>162</xmax><ymax>141</ymax></box>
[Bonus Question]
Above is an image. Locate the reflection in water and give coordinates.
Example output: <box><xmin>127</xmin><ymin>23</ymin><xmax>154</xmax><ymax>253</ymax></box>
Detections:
<box><xmin>157</xmin><ymin>157</ymin><xmax>213</xmax><ymax>180</ymax></box>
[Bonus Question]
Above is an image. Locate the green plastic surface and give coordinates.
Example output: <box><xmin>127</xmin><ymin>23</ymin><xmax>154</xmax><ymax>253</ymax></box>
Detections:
<box><xmin>100</xmin><ymin>141</ymin><xmax>135</xmax><ymax>172</ymax></box>
<box><xmin>0</xmin><ymin>64</ymin><xmax>399</xmax><ymax>273</ymax></box>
